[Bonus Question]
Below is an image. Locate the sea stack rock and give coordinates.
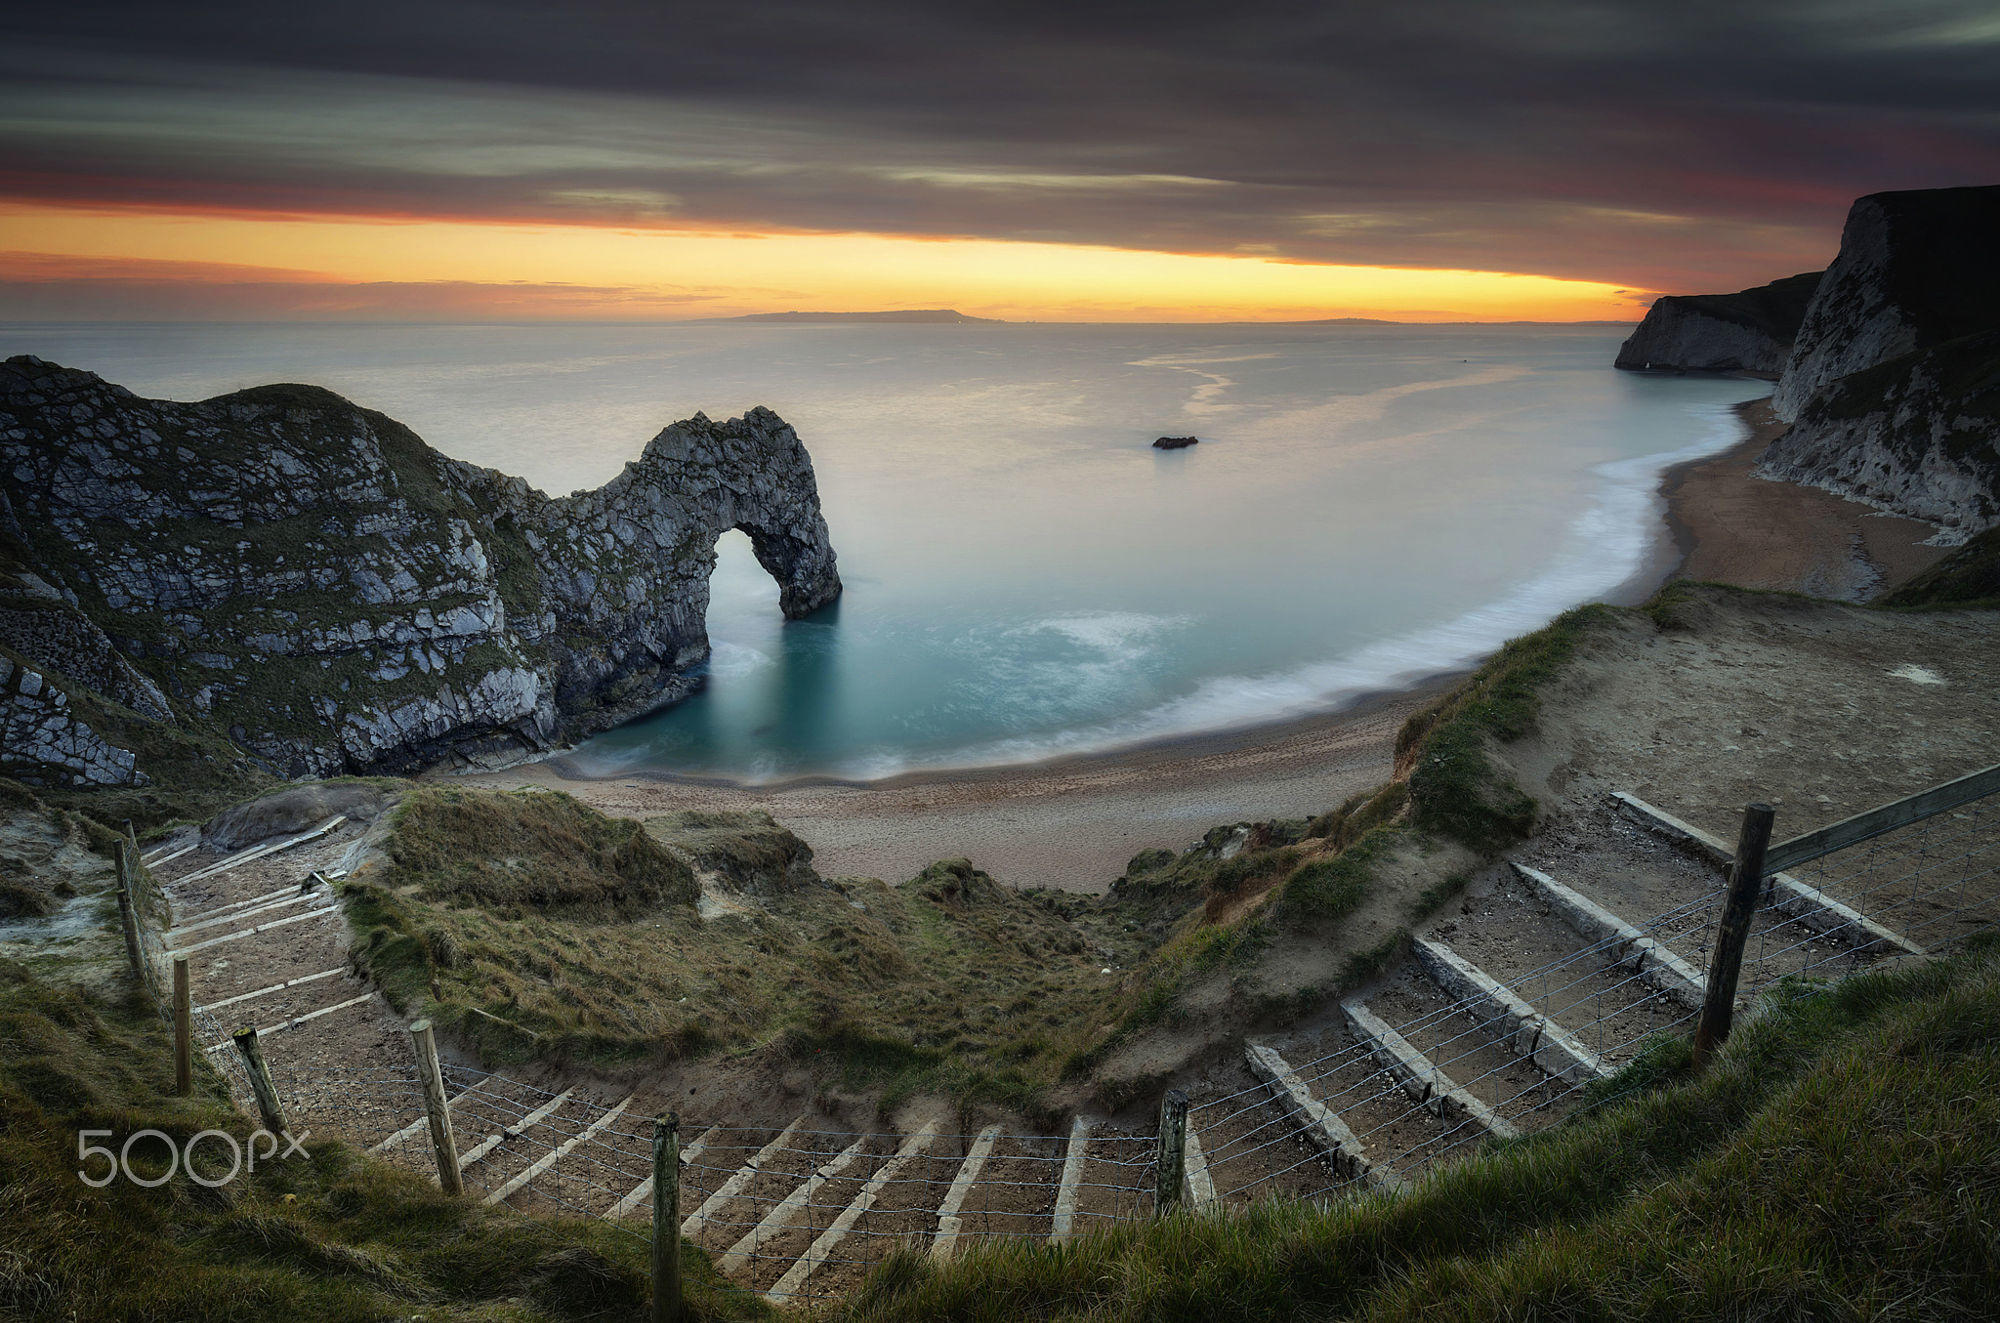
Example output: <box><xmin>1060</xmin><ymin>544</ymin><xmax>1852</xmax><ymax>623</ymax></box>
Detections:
<box><xmin>1614</xmin><ymin>272</ymin><xmax>1821</xmax><ymax>376</ymax></box>
<box><xmin>0</xmin><ymin>356</ymin><xmax>842</xmax><ymax>781</ymax></box>
<box><xmin>1757</xmin><ymin>186</ymin><xmax>2000</xmax><ymax>538</ymax></box>
<box><xmin>1153</xmin><ymin>435</ymin><xmax>1199</xmax><ymax>450</ymax></box>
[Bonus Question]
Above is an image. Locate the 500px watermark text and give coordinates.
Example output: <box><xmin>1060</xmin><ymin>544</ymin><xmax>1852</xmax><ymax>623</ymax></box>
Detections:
<box><xmin>77</xmin><ymin>1127</ymin><xmax>310</xmax><ymax>1187</ymax></box>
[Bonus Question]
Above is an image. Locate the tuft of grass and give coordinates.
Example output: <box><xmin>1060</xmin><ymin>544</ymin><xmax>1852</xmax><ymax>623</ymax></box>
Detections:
<box><xmin>1398</xmin><ymin>605</ymin><xmax>1611</xmax><ymax>851</ymax></box>
<box><xmin>822</xmin><ymin>943</ymin><xmax>2000</xmax><ymax>1323</ymax></box>
<box><xmin>1881</xmin><ymin>524</ymin><xmax>2000</xmax><ymax>610</ymax></box>
<box><xmin>342</xmin><ymin>792</ymin><xmax>1157</xmax><ymax>1110</ymax></box>
<box><xmin>387</xmin><ymin>787</ymin><xmax>698</xmax><ymax>914</ymax></box>
<box><xmin>1273</xmin><ymin>828</ymin><xmax>1394</xmax><ymax>933</ymax></box>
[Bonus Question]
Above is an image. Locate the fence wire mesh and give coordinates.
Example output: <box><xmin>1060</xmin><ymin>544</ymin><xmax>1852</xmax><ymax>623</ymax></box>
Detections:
<box><xmin>148</xmin><ymin>773</ymin><xmax>1996</xmax><ymax>1304</ymax></box>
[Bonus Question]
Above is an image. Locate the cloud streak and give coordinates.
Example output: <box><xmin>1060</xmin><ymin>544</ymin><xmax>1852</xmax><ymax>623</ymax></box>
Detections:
<box><xmin>2</xmin><ymin>2</ymin><xmax>1996</xmax><ymax>315</ymax></box>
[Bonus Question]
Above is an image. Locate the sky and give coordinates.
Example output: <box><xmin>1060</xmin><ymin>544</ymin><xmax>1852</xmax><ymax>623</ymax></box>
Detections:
<box><xmin>2</xmin><ymin>1</ymin><xmax>1996</xmax><ymax>323</ymax></box>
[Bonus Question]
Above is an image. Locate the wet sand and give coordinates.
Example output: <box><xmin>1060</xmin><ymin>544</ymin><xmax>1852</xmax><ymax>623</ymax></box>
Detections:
<box><xmin>463</xmin><ymin>396</ymin><xmax>1948</xmax><ymax>892</ymax></box>
<box><xmin>1659</xmin><ymin>398</ymin><xmax>1948</xmax><ymax>600</ymax></box>
<box><xmin>459</xmin><ymin>682</ymin><xmax>1447</xmax><ymax>892</ymax></box>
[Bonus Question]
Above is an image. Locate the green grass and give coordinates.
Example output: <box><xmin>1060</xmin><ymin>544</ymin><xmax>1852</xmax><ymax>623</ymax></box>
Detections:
<box><xmin>1398</xmin><ymin>604</ymin><xmax>1612</xmax><ymax>851</ymax></box>
<box><xmin>342</xmin><ymin>792</ymin><xmax>1155</xmax><ymax>1115</ymax></box>
<box><xmin>0</xmin><ymin>957</ymin><xmax>769</xmax><ymax>1323</ymax></box>
<box><xmin>1273</xmin><ymin>828</ymin><xmax>1394</xmax><ymax>933</ymax></box>
<box><xmin>821</xmin><ymin>942</ymin><xmax>2000</xmax><ymax>1322</ymax></box>
<box><xmin>1883</xmin><ymin>524</ymin><xmax>2000</xmax><ymax>610</ymax></box>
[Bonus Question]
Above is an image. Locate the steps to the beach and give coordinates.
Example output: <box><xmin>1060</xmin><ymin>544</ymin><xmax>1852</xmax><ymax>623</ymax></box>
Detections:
<box><xmin>1411</xmin><ymin>937</ymin><xmax>1603</xmax><ymax>1085</ymax></box>
<box><xmin>1613</xmin><ymin>791</ymin><xmax>1921</xmax><ymax>956</ymax></box>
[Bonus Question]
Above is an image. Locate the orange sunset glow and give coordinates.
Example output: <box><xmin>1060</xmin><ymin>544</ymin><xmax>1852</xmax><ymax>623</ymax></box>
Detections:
<box><xmin>0</xmin><ymin>202</ymin><xmax>1648</xmax><ymax>323</ymax></box>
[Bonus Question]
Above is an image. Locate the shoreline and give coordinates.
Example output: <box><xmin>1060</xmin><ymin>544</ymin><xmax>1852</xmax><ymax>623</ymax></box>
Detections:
<box><xmin>458</xmin><ymin>675</ymin><xmax>1453</xmax><ymax>892</ymax></box>
<box><xmin>1656</xmin><ymin>398</ymin><xmax>1948</xmax><ymax>601</ymax></box>
<box><xmin>465</xmin><ymin>393</ymin><xmax>1944</xmax><ymax>891</ymax></box>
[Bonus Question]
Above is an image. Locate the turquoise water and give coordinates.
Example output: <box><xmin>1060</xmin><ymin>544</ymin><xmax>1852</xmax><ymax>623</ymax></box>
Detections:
<box><xmin>4</xmin><ymin>322</ymin><xmax>1768</xmax><ymax>781</ymax></box>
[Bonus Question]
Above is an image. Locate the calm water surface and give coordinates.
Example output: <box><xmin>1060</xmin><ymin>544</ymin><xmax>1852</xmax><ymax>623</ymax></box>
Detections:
<box><xmin>5</xmin><ymin>322</ymin><xmax>1768</xmax><ymax>781</ymax></box>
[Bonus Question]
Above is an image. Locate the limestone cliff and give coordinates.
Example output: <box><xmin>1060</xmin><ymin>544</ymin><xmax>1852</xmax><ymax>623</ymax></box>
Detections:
<box><xmin>0</xmin><ymin>356</ymin><xmax>840</xmax><ymax>784</ymax></box>
<box><xmin>1614</xmin><ymin>272</ymin><xmax>1821</xmax><ymax>376</ymax></box>
<box><xmin>1772</xmin><ymin>187</ymin><xmax>2000</xmax><ymax>422</ymax></box>
<box><xmin>1758</xmin><ymin>330</ymin><xmax>1999</xmax><ymax>537</ymax></box>
<box><xmin>1757</xmin><ymin>187</ymin><xmax>2000</xmax><ymax>539</ymax></box>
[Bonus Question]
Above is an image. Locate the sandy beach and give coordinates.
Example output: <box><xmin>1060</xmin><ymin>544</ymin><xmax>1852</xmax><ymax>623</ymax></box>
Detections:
<box><xmin>459</xmin><ymin>394</ymin><xmax>1952</xmax><ymax>892</ymax></box>
<box><xmin>459</xmin><ymin>682</ymin><xmax>1446</xmax><ymax>892</ymax></box>
<box><xmin>1660</xmin><ymin>398</ymin><xmax>1948</xmax><ymax>600</ymax></box>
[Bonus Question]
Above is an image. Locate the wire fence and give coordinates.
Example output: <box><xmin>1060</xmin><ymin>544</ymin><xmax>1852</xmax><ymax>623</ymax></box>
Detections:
<box><xmin>155</xmin><ymin>766</ymin><xmax>1998</xmax><ymax>1305</ymax></box>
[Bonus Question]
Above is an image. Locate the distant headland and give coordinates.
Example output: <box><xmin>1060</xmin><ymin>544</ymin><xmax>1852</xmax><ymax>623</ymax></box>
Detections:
<box><xmin>716</xmin><ymin>309</ymin><xmax>1005</xmax><ymax>324</ymax></box>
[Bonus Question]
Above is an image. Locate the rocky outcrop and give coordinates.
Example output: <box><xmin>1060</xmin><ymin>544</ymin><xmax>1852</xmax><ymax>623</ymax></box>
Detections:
<box><xmin>1756</xmin><ymin>187</ymin><xmax>2000</xmax><ymax>539</ymax></box>
<box><xmin>0</xmin><ymin>356</ymin><xmax>840</xmax><ymax>781</ymax></box>
<box><xmin>1772</xmin><ymin>187</ymin><xmax>2000</xmax><ymax>422</ymax></box>
<box><xmin>1614</xmin><ymin>272</ymin><xmax>1821</xmax><ymax>376</ymax></box>
<box><xmin>1153</xmin><ymin>435</ymin><xmax>1199</xmax><ymax>450</ymax></box>
<box><xmin>0</xmin><ymin>655</ymin><xmax>146</xmax><ymax>787</ymax></box>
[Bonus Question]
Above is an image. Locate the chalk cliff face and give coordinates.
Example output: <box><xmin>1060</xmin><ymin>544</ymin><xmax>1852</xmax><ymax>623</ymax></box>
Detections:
<box><xmin>1772</xmin><ymin>187</ymin><xmax>2000</xmax><ymax>422</ymax></box>
<box><xmin>1758</xmin><ymin>187</ymin><xmax>2000</xmax><ymax>539</ymax></box>
<box><xmin>1614</xmin><ymin>272</ymin><xmax>1821</xmax><ymax>376</ymax></box>
<box><xmin>0</xmin><ymin>356</ymin><xmax>840</xmax><ymax>784</ymax></box>
<box><xmin>1758</xmin><ymin>330</ymin><xmax>1999</xmax><ymax>536</ymax></box>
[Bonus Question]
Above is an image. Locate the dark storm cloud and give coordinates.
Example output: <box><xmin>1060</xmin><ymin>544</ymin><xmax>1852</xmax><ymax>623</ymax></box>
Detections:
<box><xmin>4</xmin><ymin>1</ymin><xmax>1997</xmax><ymax>291</ymax></box>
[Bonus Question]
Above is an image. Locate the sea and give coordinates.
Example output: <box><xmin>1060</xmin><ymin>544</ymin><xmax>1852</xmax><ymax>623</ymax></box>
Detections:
<box><xmin>4</xmin><ymin>321</ymin><xmax>1770</xmax><ymax>783</ymax></box>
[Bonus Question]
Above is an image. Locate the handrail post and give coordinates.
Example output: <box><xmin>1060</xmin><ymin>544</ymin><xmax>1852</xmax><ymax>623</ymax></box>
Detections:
<box><xmin>652</xmin><ymin>1113</ymin><xmax>682</xmax><ymax>1323</ymax></box>
<box><xmin>1154</xmin><ymin>1088</ymin><xmax>1188</xmax><ymax>1215</ymax></box>
<box><xmin>173</xmin><ymin>954</ymin><xmax>193</xmax><ymax>1096</ymax></box>
<box><xmin>115</xmin><ymin>837</ymin><xmax>151</xmax><ymax>1001</ymax></box>
<box><xmin>232</xmin><ymin>1025</ymin><xmax>288</xmax><ymax>1135</ymax></box>
<box><xmin>1692</xmin><ymin>803</ymin><xmax>1775</xmax><ymax>1066</ymax></box>
<box><xmin>409</xmin><ymin>1019</ymin><xmax>463</xmax><ymax>1195</ymax></box>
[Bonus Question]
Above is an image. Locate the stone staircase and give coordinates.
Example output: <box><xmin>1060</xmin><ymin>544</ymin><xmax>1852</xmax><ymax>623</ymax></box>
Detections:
<box><xmin>1211</xmin><ymin>789</ymin><xmax>1934</xmax><ymax>1200</ymax></box>
<box><xmin>148</xmin><ymin>781</ymin><xmax>1966</xmax><ymax>1303</ymax></box>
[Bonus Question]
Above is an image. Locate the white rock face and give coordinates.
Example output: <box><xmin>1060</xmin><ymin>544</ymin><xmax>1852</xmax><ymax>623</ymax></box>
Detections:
<box><xmin>1759</xmin><ymin>187</ymin><xmax>2000</xmax><ymax>533</ymax></box>
<box><xmin>0</xmin><ymin>356</ymin><xmax>842</xmax><ymax>781</ymax></box>
<box><xmin>1772</xmin><ymin>198</ymin><xmax>1919</xmax><ymax>422</ymax></box>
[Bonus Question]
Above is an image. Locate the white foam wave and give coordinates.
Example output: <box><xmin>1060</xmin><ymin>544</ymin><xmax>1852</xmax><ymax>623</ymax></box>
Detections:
<box><xmin>1012</xmin><ymin>610</ymin><xmax>1191</xmax><ymax>661</ymax></box>
<box><xmin>829</xmin><ymin>402</ymin><xmax>1746</xmax><ymax>780</ymax></box>
<box><xmin>704</xmin><ymin>640</ymin><xmax>773</xmax><ymax>680</ymax></box>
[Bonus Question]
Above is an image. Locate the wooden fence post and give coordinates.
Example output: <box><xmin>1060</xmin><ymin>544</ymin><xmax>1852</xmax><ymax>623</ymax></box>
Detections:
<box><xmin>114</xmin><ymin>837</ymin><xmax>150</xmax><ymax>999</ymax></box>
<box><xmin>1692</xmin><ymin>803</ymin><xmax>1775</xmax><ymax>1066</ymax></box>
<box><xmin>232</xmin><ymin>1026</ymin><xmax>288</xmax><ymax>1135</ymax></box>
<box><xmin>409</xmin><ymin>1019</ymin><xmax>464</xmax><ymax>1196</ymax></box>
<box><xmin>173</xmin><ymin>954</ymin><xmax>193</xmax><ymax>1096</ymax></box>
<box><xmin>1154</xmin><ymin>1088</ymin><xmax>1188</xmax><ymax>1216</ymax></box>
<box><xmin>652</xmin><ymin>1113</ymin><xmax>682</xmax><ymax>1323</ymax></box>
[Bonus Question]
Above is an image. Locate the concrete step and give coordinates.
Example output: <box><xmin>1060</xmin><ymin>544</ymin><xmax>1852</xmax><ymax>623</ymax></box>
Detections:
<box><xmin>1341</xmin><ymin>1000</ymin><xmax>1517</xmax><ymax>1141</ymax></box>
<box><xmin>717</xmin><ymin>1132</ymin><xmax>877</xmax><ymax>1285</ymax></box>
<box><xmin>928</xmin><ymin>1129</ymin><xmax>1059</xmax><ymax>1252</ymax></box>
<box><xmin>1508</xmin><ymin>862</ymin><xmax>1705</xmax><ymax>1009</ymax></box>
<box><xmin>1244</xmin><ymin>1042</ymin><xmax>1403</xmax><ymax>1193</ymax></box>
<box><xmin>1412</xmin><ymin>937</ymin><xmax>1603</xmax><ymax>1086</ymax></box>
<box><xmin>765</xmin><ymin>1122</ymin><xmax>943</xmax><ymax>1302</ymax></box>
<box><xmin>1613</xmin><ymin>792</ymin><xmax>1922</xmax><ymax>957</ymax></box>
